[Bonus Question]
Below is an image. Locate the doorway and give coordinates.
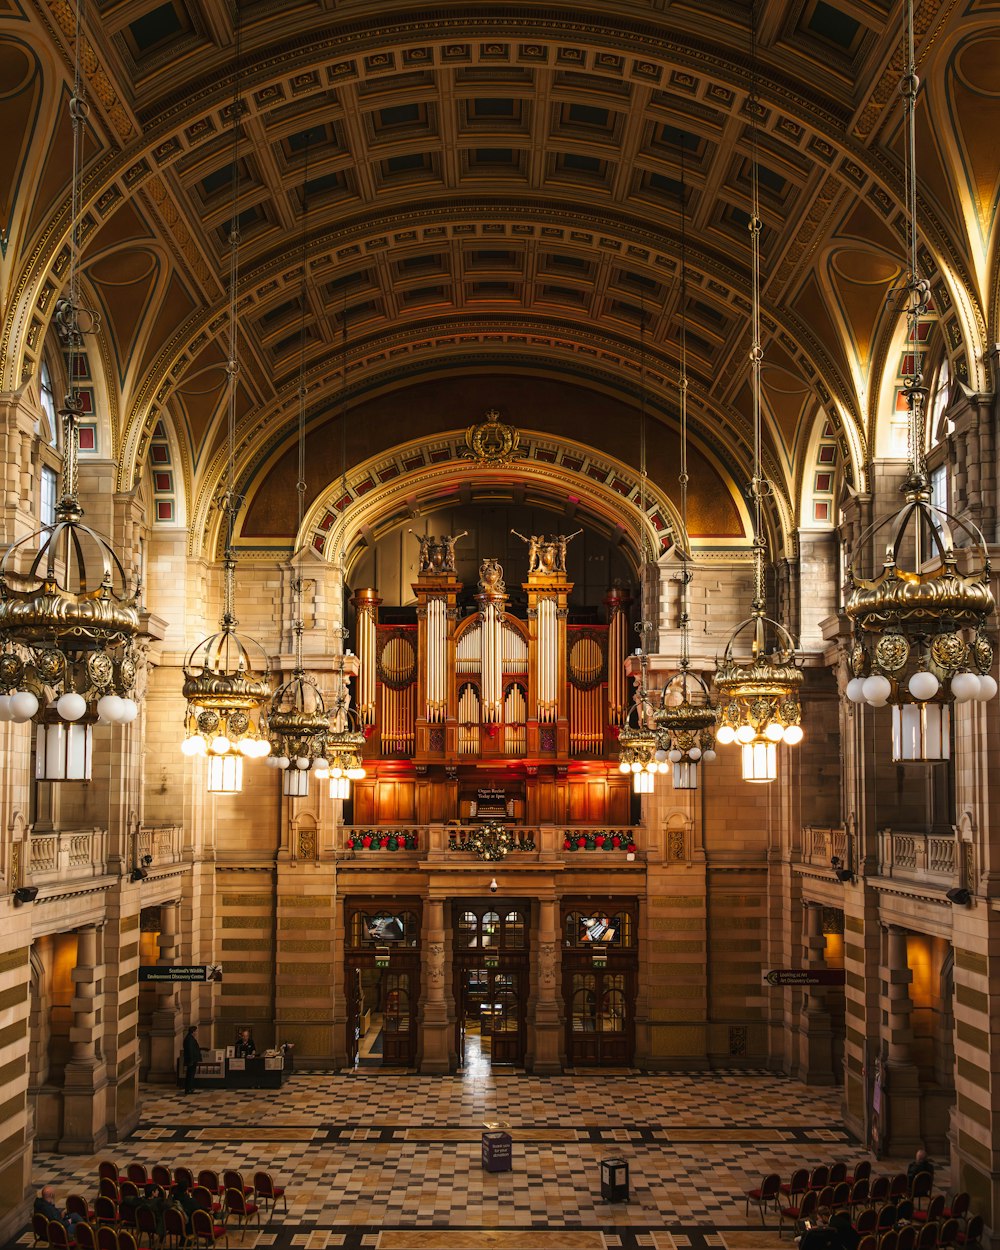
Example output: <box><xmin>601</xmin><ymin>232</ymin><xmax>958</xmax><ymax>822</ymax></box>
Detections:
<box><xmin>453</xmin><ymin>902</ymin><xmax>529</xmax><ymax>1067</ymax></box>
<box><xmin>344</xmin><ymin>902</ymin><xmax>422</xmax><ymax>1069</ymax></box>
<box><xmin>561</xmin><ymin>900</ymin><xmax>637</xmax><ymax>1067</ymax></box>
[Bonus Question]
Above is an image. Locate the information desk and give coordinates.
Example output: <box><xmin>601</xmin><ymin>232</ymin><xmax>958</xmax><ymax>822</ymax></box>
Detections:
<box><xmin>181</xmin><ymin>1051</ymin><xmax>294</xmax><ymax>1089</ymax></box>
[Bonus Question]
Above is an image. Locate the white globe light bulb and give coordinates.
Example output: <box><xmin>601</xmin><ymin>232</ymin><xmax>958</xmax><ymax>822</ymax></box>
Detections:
<box><xmin>736</xmin><ymin>725</ymin><xmax>755</xmax><ymax>744</ymax></box>
<box><xmin>118</xmin><ymin>698</ymin><xmax>139</xmax><ymax>724</ymax></box>
<box><xmin>845</xmin><ymin>677</ymin><xmax>867</xmax><ymax>704</ymax></box>
<box><xmin>296</xmin><ymin>756</ymin><xmax>310</xmax><ymax>770</ymax></box>
<box><xmin>56</xmin><ymin>691</ymin><xmax>87</xmax><ymax>722</ymax></box>
<box><xmin>645</xmin><ymin>759</ymin><xmax>658</xmax><ymax>773</ymax></box>
<box><xmin>657</xmin><ymin>761</ymin><xmax>670</xmax><ymax>774</ymax></box>
<box><xmin>97</xmin><ymin>694</ymin><xmax>124</xmax><ymax>724</ymax></box>
<box><xmin>276</xmin><ymin>755</ymin><xmax>290</xmax><ymax>770</ymax></box>
<box><xmin>862</xmin><ymin>674</ymin><xmax>891</xmax><ymax>706</ymax></box>
<box><xmin>210</xmin><ymin>735</ymin><xmax>231</xmax><ymax>755</ymax></box>
<box><xmin>977</xmin><ymin>674</ymin><xmax>998</xmax><ymax>701</ymax></box>
<box><xmin>180</xmin><ymin>736</ymin><xmax>199</xmax><ymax>757</ymax></box>
<box><xmin>716</xmin><ymin>725</ymin><xmax>736</xmax><ymax>745</ymax></box>
<box><xmin>190</xmin><ymin>734</ymin><xmax>207</xmax><ymax>756</ymax></box>
<box><xmin>668</xmin><ymin>748</ymin><xmax>683</xmax><ymax>763</ymax></box>
<box><xmin>765</xmin><ymin>722</ymin><xmax>785</xmax><ymax>742</ymax></box>
<box><xmin>951</xmin><ymin>672</ymin><xmax>981</xmax><ymax>702</ymax></box>
<box><xmin>618</xmin><ymin>760</ymin><xmax>630</xmax><ymax>774</ymax></box>
<box><xmin>331</xmin><ymin>765</ymin><xmax>343</xmax><ymax>778</ymax></box>
<box><xmin>783</xmin><ymin>725</ymin><xmax>804</xmax><ymax>746</ymax></box>
<box><xmin>702</xmin><ymin>748</ymin><xmax>717</xmax><ymax>763</ymax></box>
<box><xmin>313</xmin><ymin>757</ymin><xmax>329</xmax><ymax>771</ymax></box>
<box><xmin>907</xmin><ymin>671</ymin><xmax>939</xmax><ymax>702</ymax></box>
<box><xmin>688</xmin><ymin>746</ymin><xmax>702</xmax><ymax>761</ymax></box>
<box><xmin>630</xmin><ymin>761</ymin><xmax>642</xmax><ymax>773</ymax></box>
<box><xmin>237</xmin><ymin>738</ymin><xmax>255</xmax><ymax>756</ymax></box>
<box><xmin>9</xmin><ymin>691</ymin><xmax>38</xmax><ymax>722</ymax></box>
<box><xmin>654</xmin><ymin>748</ymin><xmax>668</xmax><ymax>762</ymax></box>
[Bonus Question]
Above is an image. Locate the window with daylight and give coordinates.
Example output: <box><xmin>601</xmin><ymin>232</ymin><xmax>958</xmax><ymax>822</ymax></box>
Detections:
<box><xmin>40</xmin><ymin>360</ymin><xmax>58</xmax><ymax>446</ymax></box>
<box><xmin>40</xmin><ymin>465</ymin><xmax>58</xmax><ymax>528</ymax></box>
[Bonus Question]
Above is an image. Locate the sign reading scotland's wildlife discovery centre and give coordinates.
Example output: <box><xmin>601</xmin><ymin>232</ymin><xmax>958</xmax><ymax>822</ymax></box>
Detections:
<box><xmin>138</xmin><ymin>964</ymin><xmax>223</xmax><ymax>983</ymax></box>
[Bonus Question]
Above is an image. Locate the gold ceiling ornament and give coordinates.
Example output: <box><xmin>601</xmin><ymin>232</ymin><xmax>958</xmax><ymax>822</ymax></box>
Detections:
<box><xmin>180</xmin><ymin>9</ymin><xmax>272</xmax><ymax>795</ymax></box>
<box><xmin>843</xmin><ymin>0</ymin><xmax>995</xmax><ymax>763</ymax></box>
<box><xmin>654</xmin><ymin>144</ymin><xmax>718</xmax><ymax>793</ymax></box>
<box><xmin>617</xmin><ymin>656</ymin><xmax>661</xmax><ymax>795</ymax></box>
<box><xmin>0</xmin><ymin>0</ymin><xmax>143</xmax><ymax>783</ymax></box>
<box><xmin>713</xmin><ymin>2</ymin><xmax>803</xmax><ymax>785</ymax></box>
<box><xmin>460</xmin><ymin>410</ymin><xmax>528</xmax><ymax>468</ymax></box>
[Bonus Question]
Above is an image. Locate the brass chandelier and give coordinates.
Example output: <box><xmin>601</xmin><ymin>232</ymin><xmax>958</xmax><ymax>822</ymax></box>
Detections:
<box><xmin>263</xmin><ymin>149</ymin><xmax>331</xmax><ymax>799</ymax></box>
<box><xmin>0</xmin><ymin>0</ymin><xmax>142</xmax><ymax>782</ymax></box>
<box><xmin>316</xmin><ymin>656</ymin><xmax>367</xmax><ymax>801</ymax></box>
<box><xmin>653</xmin><ymin>153</ymin><xmax>718</xmax><ymax>791</ymax></box>
<box><xmin>713</xmin><ymin>4</ymin><xmax>803</xmax><ymax>784</ymax></box>
<box><xmin>843</xmin><ymin>0</ymin><xmax>995</xmax><ymax>761</ymax></box>
<box><xmin>180</xmin><ymin>14</ymin><xmax>271</xmax><ymax>793</ymax></box>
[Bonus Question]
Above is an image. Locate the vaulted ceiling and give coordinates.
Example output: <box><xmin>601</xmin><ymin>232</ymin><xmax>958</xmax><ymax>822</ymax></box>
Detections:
<box><xmin>3</xmin><ymin>0</ymin><xmax>998</xmax><ymax>558</ymax></box>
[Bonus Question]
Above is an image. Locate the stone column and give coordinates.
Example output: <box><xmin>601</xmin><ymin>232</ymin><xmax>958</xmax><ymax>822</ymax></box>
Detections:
<box><xmin>420</xmin><ymin>897</ymin><xmax>452</xmax><ymax>1073</ymax></box>
<box><xmin>148</xmin><ymin>901</ymin><xmax>183</xmax><ymax>1083</ymax></box>
<box><xmin>529</xmin><ymin>897</ymin><xmax>562</xmax><ymax>1074</ymax></box>
<box><xmin>797</xmin><ymin>902</ymin><xmax>834</xmax><ymax>1084</ymax></box>
<box><xmin>882</xmin><ymin>925</ymin><xmax>921</xmax><ymax>1155</ymax></box>
<box><xmin>59</xmin><ymin>925</ymin><xmax>109</xmax><ymax>1152</ymax></box>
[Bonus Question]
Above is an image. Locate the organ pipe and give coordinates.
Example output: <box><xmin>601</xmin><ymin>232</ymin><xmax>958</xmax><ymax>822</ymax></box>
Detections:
<box><xmin>605</xmin><ymin>586</ymin><xmax>630</xmax><ymax>725</ymax></box>
<box><xmin>426</xmin><ymin>596</ymin><xmax>447</xmax><ymax>721</ymax></box>
<box><xmin>537</xmin><ymin>597</ymin><xmax>558</xmax><ymax>723</ymax></box>
<box><xmin>352</xmin><ymin>588</ymin><xmax>380</xmax><ymax>725</ymax></box>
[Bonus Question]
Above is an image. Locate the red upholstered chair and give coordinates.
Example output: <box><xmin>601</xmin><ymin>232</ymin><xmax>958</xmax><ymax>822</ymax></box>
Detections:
<box><xmin>915</xmin><ymin>1195</ymin><xmax>946</xmax><ymax>1226</ymax></box>
<box><xmin>173</xmin><ymin>1167</ymin><xmax>194</xmax><ymax>1191</ymax></box>
<box><xmin>31</xmin><ymin>1212</ymin><xmax>51</xmax><ymax>1248</ymax></box>
<box><xmin>125</xmin><ymin>1165</ymin><xmax>147</xmax><ymax>1187</ymax></box>
<box><xmin>252</xmin><ymin>1171</ymin><xmax>287</xmax><ymax>1214</ymax></box>
<box><xmin>162</xmin><ymin>1207</ymin><xmax>187</xmax><ymax>1250</ymax></box>
<box><xmin>850</xmin><ymin>1179</ymin><xmax>871</xmax><ymax>1215</ymax></box>
<box><xmin>66</xmin><ymin>1197</ymin><xmax>93</xmax><ymax>1223</ymax></box>
<box><xmin>891</xmin><ymin>1175</ymin><xmax>912</xmax><ymax>1202</ymax></box>
<box><xmin>191</xmin><ymin>1184</ymin><xmax>222</xmax><ymax>1217</ymax></box>
<box><xmin>809</xmin><ymin>1166</ymin><xmax>831</xmax><ymax>1192</ymax></box>
<box><xmin>151</xmin><ymin>1166</ymin><xmax>172</xmax><ymax>1190</ymax></box>
<box><xmin>880</xmin><ymin>1231</ymin><xmax>899</xmax><ymax>1250</ymax></box>
<box><xmin>134</xmin><ymin>1204</ymin><xmax>159</xmax><ymax>1249</ymax></box>
<box><xmin>956</xmin><ymin>1215</ymin><xmax>984</xmax><ymax>1250</ymax></box>
<box><xmin>779</xmin><ymin>1187</ymin><xmax>818</xmax><ymax>1237</ymax></box>
<box><xmin>222</xmin><ymin>1171</ymin><xmax>253</xmax><ymax>1198</ymax></box>
<box><xmin>48</xmin><ymin>1221</ymin><xmax>77</xmax><ymax>1250</ymax></box>
<box><xmin>938</xmin><ymin>1219</ymin><xmax>961</xmax><ymax>1250</ymax></box>
<box><xmin>781</xmin><ymin>1169</ymin><xmax>810</xmax><ymax>1201</ymax></box>
<box><xmin>877</xmin><ymin>1204</ymin><xmax>899</xmax><ymax>1234</ymax></box>
<box><xmin>93</xmin><ymin>1197</ymin><xmax>118</xmax><ymax>1230</ymax></box>
<box><xmin>849</xmin><ymin>1161</ymin><xmax>873</xmax><ymax>1186</ymax></box>
<box><xmin>73</xmin><ymin>1224</ymin><xmax>97</xmax><ymax>1250</ymax></box>
<box><xmin>745</xmin><ymin>1173</ymin><xmax>780</xmax><ymax>1225</ymax></box>
<box><xmin>916</xmin><ymin>1222</ymin><xmax>940</xmax><ymax>1250</ymax></box>
<box><xmin>189</xmin><ymin>1206</ymin><xmax>228</xmax><ymax>1249</ymax></box>
<box><xmin>829</xmin><ymin>1162</ymin><xmax>849</xmax><ymax>1186</ymax></box>
<box><xmin>223</xmin><ymin>1187</ymin><xmax>259</xmax><ymax>1232</ymax></box>
<box><xmin>816</xmin><ymin>1185</ymin><xmax>836</xmax><ymax>1216</ymax></box>
<box><xmin>98</xmin><ymin>1162</ymin><xmax>123</xmax><ymax>1185</ymax></box>
<box><xmin>854</xmin><ymin>1208</ymin><xmax>877</xmax><ymax>1237</ymax></box>
<box><xmin>911</xmin><ymin>1171</ymin><xmax>934</xmax><ymax>1210</ymax></box>
<box><xmin>98</xmin><ymin>1179</ymin><xmax>120</xmax><ymax>1203</ymax></box>
<box><xmin>869</xmin><ymin>1176</ymin><xmax>892</xmax><ymax>1207</ymax></box>
<box><xmin>97</xmin><ymin>1227</ymin><xmax>118</xmax><ymax>1250</ymax></box>
<box><xmin>832</xmin><ymin>1181</ymin><xmax>852</xmax><ymax>1210</ymax></box>
<box><xmin>858</xmin><ymin>1237</ymin><xmax>878</xmax><ymax>1250</ymax></box>
<box><xmin>897</xmin><ymin>1225</ymin><xmax>918</xmax><ymax>1250</ymax></box>
<box><xmin>197</xmin><ymin>1170</ymin><xmax>223</xmax><ymax>1196</ymax></box>
<box><xmin>117</xmin><ymin>1231</ymin><xmax>138</xmax><ymax>1250</ymax></box>
<box><xmin>942</xmin><ymin>1195</ymin><xmax>970</xmax><ymax>1228</ymax></box>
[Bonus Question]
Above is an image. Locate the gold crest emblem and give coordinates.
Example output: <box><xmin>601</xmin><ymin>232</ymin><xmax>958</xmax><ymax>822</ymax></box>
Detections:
<box><xmin>461</xmin><ymin>410</ymin><xmax>527</xmax><ymax>468</ymax></box>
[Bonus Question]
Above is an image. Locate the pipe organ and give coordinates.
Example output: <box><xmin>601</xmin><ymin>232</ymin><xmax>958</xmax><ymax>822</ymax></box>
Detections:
<box><xmin>355</xmin><ymin>553</ymin><xmax>627</xmax><ymax>771</ymax></box>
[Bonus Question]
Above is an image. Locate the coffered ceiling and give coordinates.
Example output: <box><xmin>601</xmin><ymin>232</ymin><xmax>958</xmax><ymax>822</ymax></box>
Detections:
<box><xmin>3</xmin><ymin>0</ymin><xmax>998</xmax><ymax>556</ymax></box>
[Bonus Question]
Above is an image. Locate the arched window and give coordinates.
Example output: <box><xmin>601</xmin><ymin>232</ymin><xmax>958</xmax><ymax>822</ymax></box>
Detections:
<box><xmin>39</xmin><ymin>360</ymin><xmax>58</xmax><ymax>447</ymax></box>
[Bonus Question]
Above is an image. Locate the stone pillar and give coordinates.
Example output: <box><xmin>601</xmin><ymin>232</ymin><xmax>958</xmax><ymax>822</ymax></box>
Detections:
<box><xmin>148</xmin><ymin>900</ymin><xmax>183</xmax><ymax>1083</ymax></box>
<box><xmin>529</xmin><ymin>897</ymin><xmax>562</xmax><ymax>1074</ymax></box>
<box><xmin>59</xmin><ymin>925</ymin><xmax>109</xmax><ymax>1152</ymax></box>
<box><xmin>882</xmin><ymin>924</ymin><xmax>921</xmax><ymax>1155</ymax></box>
<box><xmin>797</xmin><ymin>902</ymin><xmax>834</xmax><ymax>1083</ymax></box>
<box><xmin>420</xmin><ymin>897</ymin><xmax>452</xmax><ymax>1073</ymax></box>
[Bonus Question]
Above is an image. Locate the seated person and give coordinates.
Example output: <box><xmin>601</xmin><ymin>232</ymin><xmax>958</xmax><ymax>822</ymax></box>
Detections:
<box><xmin>907</xmin><ymin>1148</ymin><xmax>934</xmax><ymax>1183</ymax></box>
<box><xmin>234</xmin><ymin>1027</ymin><xmax>257</xmax><ymax>1058</ymax></box>
<box><xmin>34</xmin><ymin>1186</ymin><xmax>82</xmax><ymax>1232</ymax></box>
<box><xmin>170</xmin><ymin>1178</ymin><xmax>200</xmax><ymax>1231</ymax></box>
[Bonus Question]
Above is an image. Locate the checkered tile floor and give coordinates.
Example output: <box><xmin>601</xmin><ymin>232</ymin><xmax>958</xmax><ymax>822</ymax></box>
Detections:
<box><xmin>13</xmin><ymin>1066</ymin><xmax>863</xmax><ymax>1250</ymax></box>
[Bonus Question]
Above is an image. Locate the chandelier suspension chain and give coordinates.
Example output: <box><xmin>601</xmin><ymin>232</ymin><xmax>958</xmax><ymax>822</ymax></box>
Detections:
<box><xmin>292</xmin><ymin>139</ymin><xmax>311</xmax><ymax>676</ymax></box>
<box><xmin>902</xmin><ymin>0</ymin><xmax>927</xmax><ymax>483</ymax></box>
<box><xmin>748</xmin><ymin>0</ymin><xmax>767</xmax><ymax>620</ymax></box>
<box><xmin>678</xmin><ymin>142</ymin><xmax>691</xmax><ymax>676</ymax></box>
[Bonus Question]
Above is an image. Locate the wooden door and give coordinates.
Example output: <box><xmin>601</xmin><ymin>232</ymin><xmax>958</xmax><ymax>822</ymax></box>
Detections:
<box><xmin>564</xmin><ymin>968</ymin><xmax>634</xmax><ymax>1066</ymax></box>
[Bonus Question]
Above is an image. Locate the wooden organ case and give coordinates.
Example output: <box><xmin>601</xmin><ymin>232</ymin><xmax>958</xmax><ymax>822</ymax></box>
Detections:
<box><xmin>350</xmin><ymin>561</ymin><xmax>633</xmax><ymax>827</ymax></box>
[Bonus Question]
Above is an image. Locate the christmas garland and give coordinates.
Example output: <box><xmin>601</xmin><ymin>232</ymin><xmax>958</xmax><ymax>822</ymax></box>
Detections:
<box><xmin>346</xmin><ymin>830</ymin><xmax>418</xmax><ymax>850</ymax></box>
<box><xmin>563</xmin><ymin>831</ymin><xmax>637</xmax><ymax>853</ymax></box>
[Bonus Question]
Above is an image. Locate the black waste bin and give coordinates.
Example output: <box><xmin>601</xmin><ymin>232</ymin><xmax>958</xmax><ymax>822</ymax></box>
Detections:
<box><xmin>482</xmin><ymin>1131</ymin><xmax>513</xmax><ymax>1172</ymax></box>
<box><xmin>601</xmin><ymin>1156</ymin><xmax>629</xmax><ymax>1202</ymax></box>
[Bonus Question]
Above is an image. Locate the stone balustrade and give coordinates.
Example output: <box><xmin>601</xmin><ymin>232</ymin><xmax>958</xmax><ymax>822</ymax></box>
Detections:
<box><xmin>801</xmin><ymin>824</ymin><xmax>961</xmax><ymax>891</ymax></box>
<box><xmin>340</xmin><ymin>824</ymin><xmax>643</xmax><ymax>861</ymax></box>
<box><xmin>26</xmin><ymin>827</ymin><xmax>109</xmax><ymax>886</ymax></box>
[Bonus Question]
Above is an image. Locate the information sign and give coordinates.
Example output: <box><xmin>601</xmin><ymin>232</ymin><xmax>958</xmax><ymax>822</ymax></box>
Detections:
<box><xmin>762</xmin><ymin>968</ymin><xmax>845</xmax><ymax>987</ymax></box>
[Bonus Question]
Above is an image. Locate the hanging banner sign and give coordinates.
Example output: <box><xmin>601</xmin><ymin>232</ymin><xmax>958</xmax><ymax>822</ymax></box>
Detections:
<box><xmin>762</xmin><ymin>968</ymin><xmax>845</xmax><ymax>987</ymax></box>
<box><xmin>138</xmin><ymin>964</ymin><xmax>223</xmax><ymax>983</ymax></box>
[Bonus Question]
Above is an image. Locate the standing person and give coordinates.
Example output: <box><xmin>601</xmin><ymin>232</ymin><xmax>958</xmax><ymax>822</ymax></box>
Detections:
<box><xmin>182</xmin><ymin>1024</ymin><xmax>201</xmax><ymax>1094</ymax></box>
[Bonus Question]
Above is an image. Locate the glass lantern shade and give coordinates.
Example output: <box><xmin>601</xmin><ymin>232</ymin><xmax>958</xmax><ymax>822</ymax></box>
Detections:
<box><xmin>207</xmin><ymin>753</ymin><xmax>243</xmax><ymax>794</ymax></box>
<box><xmin>330</xmin><ymin>775</ymin><xmax>351</xmax><ymax>800</ymax></box>
<box><xmin>35</xmin><ymin>721</ymin><xmax>92</xmax><ymax>782</ymax></box>
<box><xmin>633</xmin><ymin>770</ymin><xmax>655</xmax><ymax>794</ymax></box>
<box><xmin>741</xmin><ymin>738</ymin><xmax>777</xmax><ymax>783</ymax></box>
<box><xmin>891</xmin><ymin>702</ymin><xmax>951</xmax><ymax>762</ymax></box>
<box><xmin>282</xmin><ymin>767</ymin><xmax>310</xmax><ymax>798</ymax></box>
<box><xmin>672</xmin><ymin>760</ymin><xmax>698</xmax><ymax>790</ymax></box>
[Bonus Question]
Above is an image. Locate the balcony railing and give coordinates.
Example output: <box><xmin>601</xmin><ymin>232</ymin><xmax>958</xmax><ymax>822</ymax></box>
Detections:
<box><xmin>340</xmin><ymin>824</ymin><xmax>644</xmax><ymax>862</ymax></box>
<box><xmin>801</xmin><ymin>824</ymin><xmax>962</xmax><ymax>891</ymax></box>
<box><xmin>26</xmin><ymin>827</ymin><xmax>109</xmax><ymax>887</ymax></box>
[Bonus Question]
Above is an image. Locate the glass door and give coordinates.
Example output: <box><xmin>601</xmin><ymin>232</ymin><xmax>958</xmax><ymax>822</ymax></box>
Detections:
<box><xmin>453</xmin><ymin>902</ymin><xmax>529</xmax><ymax>1067</ymax></box>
